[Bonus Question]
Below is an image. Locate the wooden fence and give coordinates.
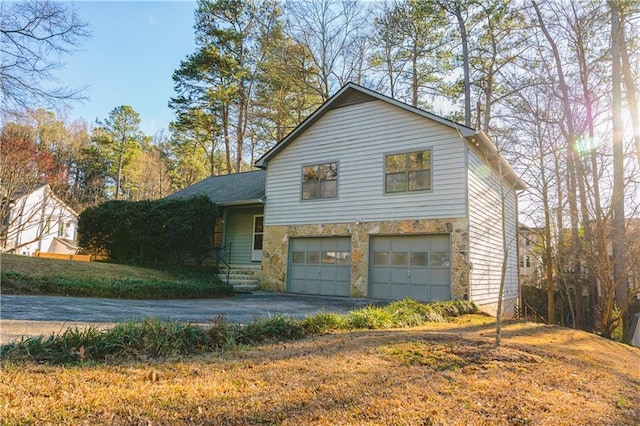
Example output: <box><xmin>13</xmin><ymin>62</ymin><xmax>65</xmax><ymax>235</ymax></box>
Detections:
<box><xmin>33</xmin><ymin>252</ymin><xmax>104</xmax><ymax>262</ymax></box>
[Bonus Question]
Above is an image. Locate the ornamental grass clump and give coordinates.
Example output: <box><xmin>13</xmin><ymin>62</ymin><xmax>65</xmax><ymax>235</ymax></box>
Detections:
<box><xmin>302</xmin><ymin>311</ymin><xmax>344</xmax><ymax>334</ymax></box>
<box><xmin>343</xmin><ymin>305</ymin><xmax>396</xmax><ymax>329</ymax></box>
<box><xmin>237</xmin><ymin>315</ymin><xmax>305</xmax><ymax>345</ymax></box>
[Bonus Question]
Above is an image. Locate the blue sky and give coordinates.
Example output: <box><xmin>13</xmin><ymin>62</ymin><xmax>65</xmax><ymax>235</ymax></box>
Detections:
<box><xmin>58</xmin><ymin>1</ymin><xmax>197</xmax><ymax>135</ymax></box>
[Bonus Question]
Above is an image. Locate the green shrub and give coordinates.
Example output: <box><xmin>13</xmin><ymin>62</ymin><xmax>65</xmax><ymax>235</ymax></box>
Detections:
<box><xmin>78</xmin><ymin>196</ymin><xmax>218</xmax><ymax>265</ymax></box>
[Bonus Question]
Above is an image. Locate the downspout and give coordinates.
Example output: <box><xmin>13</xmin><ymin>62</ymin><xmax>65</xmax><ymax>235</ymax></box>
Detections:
<box><xmin>515</xmin><ymin>189</ymin><xmax>525</xmax><ymax>317</ymax></box>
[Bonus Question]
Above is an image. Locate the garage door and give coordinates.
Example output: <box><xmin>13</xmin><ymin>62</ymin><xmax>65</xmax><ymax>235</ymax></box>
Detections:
<box><xmin>369</xmin><ymin>234</ymin><xmax>450</xmax><ymax>302</ymax></box>
<box><xmin>288</xmin><ymin>237</ymin><xmax>351</xmax><ymax>296</ymax></box>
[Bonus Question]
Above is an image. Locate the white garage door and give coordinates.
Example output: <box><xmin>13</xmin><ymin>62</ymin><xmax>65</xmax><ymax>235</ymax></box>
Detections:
<box><xmin>369</xmin><ymin>234</ymin><xmax>450</xmax><ymax>302</ymax></box>
<box><xmin>288</xmin><ymin>237</ymin><xmax>351</xmax><ymax>296</ymax></box>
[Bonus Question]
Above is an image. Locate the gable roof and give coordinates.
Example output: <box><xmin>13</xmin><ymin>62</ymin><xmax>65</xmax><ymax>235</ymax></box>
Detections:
<box><xmin>3</xmin><ymin>183</ymin><xmax>79</xmax><ymax>217</ymax></box>
<box><xmin>255</xmin><ymin>82</ymin><xmax>525</xmax><ymax>191</ymax></box>
<box><xmin>167</xmin><ymin>170</ymin><xmax>266</xmax><ymax>207</ymax></box>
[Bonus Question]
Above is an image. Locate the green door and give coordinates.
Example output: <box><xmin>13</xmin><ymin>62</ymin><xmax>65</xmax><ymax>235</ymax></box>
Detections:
<box><xmin>288</xmin><ymin>237</ymin><xmax>351</xmax><ymax>296</ymax></box>
<box><xmin>369</xmin><ymin>234</ymin><xmax>450</xmax><ymax>302</ymax></box>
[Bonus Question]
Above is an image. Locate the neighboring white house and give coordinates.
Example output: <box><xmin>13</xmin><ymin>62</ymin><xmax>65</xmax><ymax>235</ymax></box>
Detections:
<box><xmin>0</xmin><ymin>184</ymin><xmax>78</xmax><ymax>255</ymax></box>
<box><xmin>170</xmin><ymin>83</ymin><xmax>526</xmax><ymax>316</ymax></box>
<box><xmin>519</xmin><ymin>225</ymin><xmax>544</xmax><ymax>285</ymax></box>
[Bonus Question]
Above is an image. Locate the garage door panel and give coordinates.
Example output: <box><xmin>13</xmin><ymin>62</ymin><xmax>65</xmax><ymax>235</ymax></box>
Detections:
<box><xmin>391</xmin><ymin>268</ymin><xmax>409</xmax><ymax>284</ymax></box>
<box><xmin>288</xmin><ymin>237</ymin><xmax>351</xmax><ymax>297</ymax></box>
<box><xmin>291</xmin><ymin>266</ymin><xmax>307</xmax><ymax>279</ymax></box>
<box><xmin>306</xmin><ymin>266</ymin><xmax>321</xmax><ymax>279</ymax></box>
<box><xmin>289</xmin><ymin>279</ymin><xmax>306</xmax><ymax>293</ymax></box>
<box><xmin>371</xmin><ymin>282</ymin><xmax>389</xmax><ymax>299</ymax></box>
<box><xmin>372</xmin><ymin>237</ymin><xmax>390</xmax><ymax>252</ymax></box>
<box><xmin>320</xmin><ymin>266</ymin><xmax>337</xmax><ymax>280</ymax></box>
<box><xmin>410</xmin><ymin>286</ymin><xmax>429</xmax><ymax>301</ymax></box>
<box><xmin>430</xmin><ymin>285</ymin><xmax>450</xmax><ymax>301</ymax></box>
<box><xmin>336</xmin><ymin>282</ymin><xmax>350</xmax><ymax>296</ymax></box>
<box><xmin>337</xmin><ymin>238</ymin><xmax>351</xmax><ymax>252</ymax></box>
<box><xmin>336</xmin><ymin>267</ymin><xmax>351</xmax><ymax>281</ymax></box>
<box><xmin>392</xmin><ymin>237</ymin><xmax>411</xmax><ymax>251</ymax></box>
<box><xmin>430</xmin><ymin>269</ymin><xmax>450</xmax><ymax>285</ymax></box>
<box><xmin>369</xmin><ymin>234</ymin><xmax>451</xmax><ymax>303</ymax></box>
<box><xmin>430</xmin><ymin>235</ymin><xmax>449</xmax><ymax>251</ymax></box>
<box><xmin>320</xmin><ymin>281</ymin><xmax>336</xmax><ymax>295</ymax></box>
<box><xmin>306</xmin><ymin>239</ymin><xmax>322</xmax><ymax>251</ymax></box>
<box><xmin>391</xmin><ymin>284</ymin><xmax>409</xmax><ymax>300</ymax></box>
<box><xmin>410</xmin><ymin>269</ymin><xmax>428</xmax><ymax>284</ymax></box>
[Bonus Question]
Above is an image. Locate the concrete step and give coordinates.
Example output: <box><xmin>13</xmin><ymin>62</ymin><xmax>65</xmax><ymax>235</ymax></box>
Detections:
<box><xmin>217</xmin><ymin>264</ymin><xmax>262</xmax><ymax>293</ymax></box>
<box><xmin>232</xmin><ymin>283</ymin><xmax>259</xmax><ymax>293</ymax></box>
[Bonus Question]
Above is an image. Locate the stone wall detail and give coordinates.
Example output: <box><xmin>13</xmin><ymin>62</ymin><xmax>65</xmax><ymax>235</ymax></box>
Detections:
<box><xmin>261</xmin><ymin>218</ymin><xmax>470</xmax><ymax>300</ymax></box>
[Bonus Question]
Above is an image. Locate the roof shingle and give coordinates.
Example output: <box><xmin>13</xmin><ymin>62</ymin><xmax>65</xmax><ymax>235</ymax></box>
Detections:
<box><xmin>167</xmin><ymin>170</ymin><xmax>266</xmax><ymax>206</ymax></box>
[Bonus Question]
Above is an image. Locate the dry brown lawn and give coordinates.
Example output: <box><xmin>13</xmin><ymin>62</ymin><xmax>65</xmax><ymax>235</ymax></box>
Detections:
<box><xmin>2</xmin><ymin>315</ymin><xmax>639</xmax><ymax>425</ymax></box>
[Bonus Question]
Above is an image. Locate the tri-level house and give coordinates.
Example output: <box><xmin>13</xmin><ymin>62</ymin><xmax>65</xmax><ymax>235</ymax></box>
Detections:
<box><xmin>170</xmin><ymin>83</ymin><xmax>525</xmax><ymax>316</ymax></box>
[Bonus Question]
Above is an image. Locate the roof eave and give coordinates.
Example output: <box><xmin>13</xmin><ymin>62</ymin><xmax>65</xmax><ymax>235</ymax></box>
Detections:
<box><xmin>471</xmin><ymin>130</ymin><xmax>526</xmax><ymax>191</ymax></box>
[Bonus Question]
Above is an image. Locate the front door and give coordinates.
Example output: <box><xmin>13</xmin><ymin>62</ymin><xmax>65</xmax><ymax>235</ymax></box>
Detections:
<box><xmin>251</xmin><ymin>215</ymin><xmax>263</xmax><ymax>262</ymax></box>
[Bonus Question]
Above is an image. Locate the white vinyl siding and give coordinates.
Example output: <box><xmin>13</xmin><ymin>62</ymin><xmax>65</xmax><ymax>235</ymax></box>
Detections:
<box><xmin>264</xmin><ymin>100</ymin><xmax>467</xmax><ymax>225</ymax></box>
<box><xmin>467</xmin><ymin>148</ymin><xmax>519</xmax><ymax>309</ymax></box>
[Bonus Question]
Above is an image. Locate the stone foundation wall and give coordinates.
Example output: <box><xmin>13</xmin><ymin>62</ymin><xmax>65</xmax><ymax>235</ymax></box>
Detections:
<box><xmin>261</xmin><ymin>218</ymin><xmax>470</xmax><ymax>299</ymax></box>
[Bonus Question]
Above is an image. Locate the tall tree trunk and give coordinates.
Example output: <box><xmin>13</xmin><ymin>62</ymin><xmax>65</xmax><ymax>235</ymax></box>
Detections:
<box><xmin>620</xmin><ymin>26</ymin><xmax>640</xmax><ymax>167</ymax></box>
<box><xmin>223</xmin><ymin>106</ymin><xmax>231</xmax><ymax>174</ymax></box>
<box><xmin>453</xmin><ymin>3</ymin><xmax>471</xmax><ymax>128</ymax></box>
<box><xmin>610</xmin><ymin>0</ymin><xmax>629</xmax><ymax>342</ymax></box>
<box><xmin>115</xmin><ymin>145</ymin><xmax>124</xmax><ymax>201</ymax></box>
<box><xmin>532</xmin><ymin>0</ymin><xmax>583</xmax><ymax>325</ymax></box>
<box><xmin>411</xmin><ymin>48</ymin><xmax>418</xmax><ymax>107</ymax></box>
<box><xmin>539</xmin><ymin>141</ymin><xmax>554</xmax><ymax>324</ymax></box>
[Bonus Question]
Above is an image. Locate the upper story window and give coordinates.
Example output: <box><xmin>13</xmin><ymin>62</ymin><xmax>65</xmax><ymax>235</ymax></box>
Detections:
<box><xmin>385</xmin><ymin>150</ymin><xmax>431</xmax><ymax>193</ymax></box>
<box><xmin>302</xmin><ymin>162</ymin><xmax>338</xmax><ymax>200</ymax></box>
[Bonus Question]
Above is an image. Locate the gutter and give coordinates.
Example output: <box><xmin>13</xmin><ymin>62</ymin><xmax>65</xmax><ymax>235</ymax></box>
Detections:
<box><xmin>470</xmin><ymin>130</ymin><xmax>526</xmax><ymax>191</ymax></box>
<box><xmin>217</xmin><ymin>197</ymin><xmax>266</xmax><ymax>207</ymax></box>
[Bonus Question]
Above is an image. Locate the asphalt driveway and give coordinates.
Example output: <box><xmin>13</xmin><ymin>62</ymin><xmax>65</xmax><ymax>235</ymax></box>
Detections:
<box><xmin>0</xmin><ymin>292</ymin><xmax>387</xmax><ymax>344</ymax></box>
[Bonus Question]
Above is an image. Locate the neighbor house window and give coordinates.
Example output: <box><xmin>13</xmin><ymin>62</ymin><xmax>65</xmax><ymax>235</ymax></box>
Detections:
<box><xmin>385</xmin><ymin>150</ymin><xmax>431</xmax><ymax>193</ymax></box>
<box><xmin>302</xmin><ymin>162</ymin><xmax>338</xmax><ymax>200</ymax></box>
<box><xmin>58</xmin><ymin>222</ymin><xmax>64</xmax><ymax>237</ymax></box>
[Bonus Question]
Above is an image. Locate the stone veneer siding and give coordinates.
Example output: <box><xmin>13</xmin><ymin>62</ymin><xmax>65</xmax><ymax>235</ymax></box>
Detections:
<box><xmin>261</xmin><ymin>218</ymin><xmax>470</xmax><ymax>300</ymax></box>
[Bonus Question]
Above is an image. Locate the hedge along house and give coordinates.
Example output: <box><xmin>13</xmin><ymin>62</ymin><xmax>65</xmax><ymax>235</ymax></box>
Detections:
<box><xmin>254</xmin><ymin>83</ymin><xmax>525</xmax><ymax>316</ymax></box>
<box><xmin>168</xmin><ymin>171</ymin><xmax>266</xmax><ymax>266</ymax></box>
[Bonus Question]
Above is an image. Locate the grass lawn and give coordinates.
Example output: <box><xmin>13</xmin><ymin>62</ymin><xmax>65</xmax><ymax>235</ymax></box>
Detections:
<box><xmin>2</xmin><ymin>316</ymin><xmax>639</xmax><ymax>425</ymax></box>
<box><xmin>0</xmin><ymin>254</ymin><xmax>233</xmax><ymax>299</ymax></box>
<box><xmin>0</xmin><ymin>254</ymin><xmax>175</xmax><ymax>281</ymax></box>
